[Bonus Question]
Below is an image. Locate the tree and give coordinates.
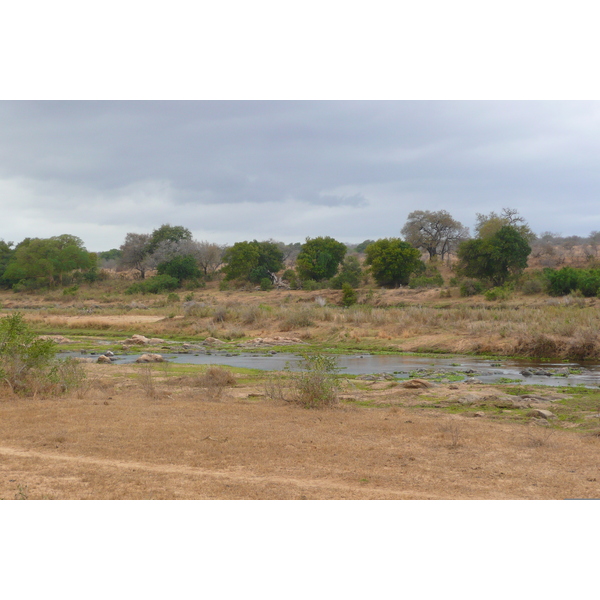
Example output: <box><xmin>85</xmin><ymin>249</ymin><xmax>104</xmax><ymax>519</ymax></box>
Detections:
<box><xmin>296</xmin><ymin>237</ymin><xmax>347</xmax><ymax>282</ymax></box>
<box><xmin>119</xmin><ymin>232</ymin><xmax>152</xmax><ymax>279</ymax></box>
<box><xmin>401</xmin><ymin>210</ymin><xmax>469</xmax><ymax>260</ymax></box>
<box><xmin>330</xmin><ymin>256</ymin><xmax>363</xmax><ymax>289</ymax></box>
<box><xmin>364</xmin><ymin>238</ymin><xmax>423</xmax><ymax>287</ymax></box>
<box><xmin>194</xmin><ymin>241</ymin><xmax>225</xmax><ymax>276</ymax></box>
<box><xmin>457</xmin><ymin>225</ymin><xmax>531</xmax><ymax>286</ymax></box>
<box><xmin>3</xmin><ymin>235</ymin><xmax>94</xmax><ymax>287</ymax></box>
<box><xmin>354</xmin><ymin>240</ymin><xmax>376</xmax><ymax>254</ymax></box>
<box><xmin>146</xmin><ymin>224</ymin><xmax>192</xmax><ymax>254</ymax></box>
<box><xmin>0</xmin><ymin>240</ymin><xmax>15</xmax><ymax>287</ymax></box>
<box><xmin>156</xmin><ymin>255</ymin><xmax>201</xmax><ymax>282</ymax></box>
<box><xmin>222</xmin><ymin>240</ymin><xmax>284</xmax><ymax>283</ymax></box>
<box><xmin>475</xmin><ymin>208</ymin><xmax>536</xmax><ymax>242</ymax></box>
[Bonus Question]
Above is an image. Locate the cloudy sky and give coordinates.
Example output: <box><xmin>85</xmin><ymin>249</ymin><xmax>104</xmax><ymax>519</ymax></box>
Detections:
<box><xmin>2</xmin><ymin>100</ymin><xmax>600</xmax><ymax>252</ymax></box>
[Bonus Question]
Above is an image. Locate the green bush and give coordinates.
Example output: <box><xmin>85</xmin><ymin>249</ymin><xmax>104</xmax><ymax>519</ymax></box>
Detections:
<box><xmin>125</xmin><ymin>274</ymin><xmax>180</xmax><ymax>295</ymax></box>
<box><xmin>260</xmin><ymin>277</ymin><xmax>274</xmax><ymax>291</ymax></box>
<box><xmin>0</xmin><ymin>313</ymin><xmax>57</xmax><ymax>394</ymax></box>
<box><xmin>545</xmin><ymin>267</ymin><xmax>600</xmax><ymax>297</ymax></box>
<box><xmin>341</xmin><ymin>283</ymin><xmax>357</xmax><ymax>307</ymax></box>
<box><xmin>484</xmin><ymin>285</ymin><xmax>512</xmax><ymax>301</ymax></box>
<box><xmin>302</xmin><ymin>279</ymin><xmax>321</xmax><ymax>291</ymax></box>
<box><xmin>409</xmin><ymin>265</ymin><xmax>444</xmax><ymax>289</ymax></box>
<box><xmin>291</xmin><ymin>353</ymin><xmax>341</xmax><ymax>408</ymax></box>
<box><xmin>167</xmin><ymin>292</ymin><xmax>180</xmax><ymax>303</ymax></box>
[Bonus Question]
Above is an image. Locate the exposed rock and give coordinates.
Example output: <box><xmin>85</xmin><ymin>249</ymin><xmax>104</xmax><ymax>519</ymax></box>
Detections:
<box><xmin>136</xmin><ymin>353</ymin><xmax>165</xmax><ymax>363</ymax></box>
<box><xmin>527</xmin><ymin>409</ymin><xmax>556</xmax><ymax>419</ymax></box>
<box><xmin>97</xmin><ymin>355</ymin><xmax>112</xmax><ymax>364</ymax></box>
<box><xmin>203</xmin><ymin>337</ymin><xmax>225</xmax><ymax>346</ymax></box>
<box><xmin>121</xmin><ymin>334</ymin><xmax>165</xmax><ymax>346</ymax></box>
<box><xmin>401</xmin><ymin>378</ymin><xmax>434</xmax><ymax>389</ymax></box>
<box><xmin>520</xmin><ymin>370</ymin><xmax>533</xmax><ymax>377</ymax></box>
<box><xmin>473</xmin><ymin>411</ymin><xmax>486</xmax><ymax>418</ymax></box>
<box><xmin>239</xmin><ymin>336</ymin><xmax>304</xmax><ymax>348</ymax></box>
<box><xmin>38</xmin><ymin>335</ymin><xmax>74</xmax><ymax>344</ymax></box>
<box><xmin>124</xmin><ymin>334</ymin><xmax>149</xmax><ymax>345</ymax></box>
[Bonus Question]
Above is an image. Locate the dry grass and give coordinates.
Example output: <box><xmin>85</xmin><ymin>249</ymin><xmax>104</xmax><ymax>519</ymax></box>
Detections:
<box><xmin>1</xmin><ymin>364</ymin><xmax>600</xmax><ymax>499</ymax></box>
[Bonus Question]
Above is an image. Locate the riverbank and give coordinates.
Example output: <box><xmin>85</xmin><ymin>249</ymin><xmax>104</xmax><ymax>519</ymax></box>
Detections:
<box><xmin>3</xmin><ymin>283</ymin><xmax>600</xmax><ymax>360</ymax></box>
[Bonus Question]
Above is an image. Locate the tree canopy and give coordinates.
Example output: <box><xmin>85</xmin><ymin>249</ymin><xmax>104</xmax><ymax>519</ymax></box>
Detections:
<box><xmin>146</xmin><ymin>224</ymin><xmax>192</xmax><ymax>254</ymax></box>
<box><xmin>3</xmin><ymin>235</ymin><xmax>95</xmax><ymax>286</ymax></box>
<box><xmin>222</xmin><ymin>240</ymin><xmax>284</xmax><ymax>283</ymax></box>
<box><xmin>475</xmin><ymin>208</ymin><xmax>536</xmax><ymax>243</ymax></box>
<box><xmin>364</xmin><ymin>238</ymin><xmax>423</xmax><ymax>287</ymax></box>
<box><xmin>401</xmin><ymin>210</ymin><xmax>469</xmax><ymax>260</ymax></box>
<box><xmin>296</xmin><ymin>237</ymin><xmax>347</xmax><ymax>281</ymax></box>
<box><xmin>457</xmin><ymin>225</ymin><xmax>531</xmax><ymax>286</ymax></box>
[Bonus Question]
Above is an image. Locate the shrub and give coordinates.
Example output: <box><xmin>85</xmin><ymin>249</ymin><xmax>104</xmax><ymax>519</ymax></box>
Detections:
<box><xmin>0</xmin><ymin>313</ymin><xmax>57</xmax><ymax>394</ymax></box>
<box><xmin>341</xmin><ymin>283</ymin><xmax>358</xmax><ymax>307</ymax></box>
<box><xmin>260</xmin><ymin>277</ymin><xmax>274</xmax><ymax>291</ymax></box>
<box><xmin>409</xmin><ymin>265</ymin><xmax>444</xmax><ymax>289</ymax></box>
<box><xmin>125</xmin><ymin>274</ymin><xmax>179</xmax><ymax>295</ymax></box>
<box><xmin>167</xmin><ymin>292</ymin><xmax>180</xmax><ymax>303</ymax></box>
<box><xmin>484</xmin><ymin>285</ymin><xmax>512</xmax><ymax>301</ymax></box>
<box><xmin>289</xmin><ymin>354</ymin><xmax>341</xmax><ymax>408</ymax></box>
<box><xmin>195</xmin><ymin>366</ymin><xmax>236</xmax><ymax>401</ymax></box>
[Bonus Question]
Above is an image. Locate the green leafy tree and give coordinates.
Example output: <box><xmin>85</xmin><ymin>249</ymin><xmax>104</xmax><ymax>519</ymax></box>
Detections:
<box><xmin>0</xmin><ymin>240</ymin><xmax>15</xmax><ymax>287</ymax></box>
<box><xmin>457</xmin><ymin>225</ymin><xmax>531</xmax><ymax>286</ymax></box>
<box><xmin>364</xmin><ymin>239</ymin><xmax>423</xmax><ymax>287</ymax></box>
<box><xmin>4</xmin><ymin>235</ymin><xmax>94</xmax><ymax>287</ymax></box>
<box><xmin>296</xmin><ymin>237</ymin><xmax>347</xmax><ymax>282</ymax></box>
<box><xmin>354</xmin><ymin>240</ymin><xmax>376</xmax><ymax>254</ymax></box>
<box><xmin>157</xmin><ymin>255</ymin><xmax>201</xmax><ymax>283</ymax></box>
<box><xmin>222</xmin><ymin>240</ymin><xmax>284</xmax><ymax>283</ymax></box>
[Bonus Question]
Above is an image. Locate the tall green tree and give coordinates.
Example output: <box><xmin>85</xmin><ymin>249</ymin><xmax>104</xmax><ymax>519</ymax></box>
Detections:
<box><xmin>222</xmin><ymin>240</ymin><xmax>284</xmax><ymax>283</ymax></box>
<box><xmin>296</xmin><ymin>237</ymin><xmax>347</xmax><ymax>282</ymax></box>
<box><xmin>457</xmin><ymin>225</ymin><xmax>531</xmax><ymax>286</ymax></box>
<box><xmin>0</xmin><ymin>240</ymin><xmax>15</xmax><ymax>287</ymax></box>
<box><xmin>364</xmin><ymin>239</ymin><xmax>423</xmax><ymax>287</ymax></box>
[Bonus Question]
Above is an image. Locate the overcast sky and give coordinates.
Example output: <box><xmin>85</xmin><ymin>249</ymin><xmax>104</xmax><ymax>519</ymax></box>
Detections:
<box><xmin>2</xmin><ymin>100</ymin><xmax>600</xmax><ymax>252</ymax></box>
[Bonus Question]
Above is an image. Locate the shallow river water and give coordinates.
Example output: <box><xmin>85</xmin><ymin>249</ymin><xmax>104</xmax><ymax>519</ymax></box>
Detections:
<box><xmin>60</xmin><ymin>349</ymin><xmax>600</xmax><ymax>388</ymax></box>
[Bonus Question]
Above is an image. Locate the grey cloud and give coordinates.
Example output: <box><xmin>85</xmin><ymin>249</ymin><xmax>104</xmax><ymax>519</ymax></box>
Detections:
<box><xmin>2</xmin><ymin>101</ymin><xmax>600</xmax><ymax>250</ymax></box>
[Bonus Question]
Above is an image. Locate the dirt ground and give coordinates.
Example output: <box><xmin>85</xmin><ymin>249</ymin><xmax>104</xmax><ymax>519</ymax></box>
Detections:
<box><xmin>2</xmin><ymin>364</ymin><xmax>599</xmax><ymax>500</ymax></box>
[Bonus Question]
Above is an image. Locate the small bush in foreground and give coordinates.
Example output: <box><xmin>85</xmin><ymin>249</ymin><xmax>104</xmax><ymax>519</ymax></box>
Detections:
<box><xmin>0</xmin><ymin>313</ymin><xmax>56</xmax><ymax>394</ymax></box>
<box><xmin>290</xmin><ymin>353</ymin><xmax>341</xmax><ymax>408</ymax></box>
<box><xmin>195</xmin><ymin>366</ymin><xmax>236</xmax><ymax>401</ymax></box>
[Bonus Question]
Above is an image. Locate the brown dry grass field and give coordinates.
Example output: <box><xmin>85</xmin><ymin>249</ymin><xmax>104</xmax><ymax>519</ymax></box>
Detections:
<box><xmin>2</xmin><ymin>362</ymin><xmax>600</xmax><ymax>500</ymax></box>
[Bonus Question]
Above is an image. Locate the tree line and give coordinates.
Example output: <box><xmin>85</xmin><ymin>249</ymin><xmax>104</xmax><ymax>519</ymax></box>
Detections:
<box><xmin>2</xmin><ymin>208</ymin><xmax>596</xmax><ymax>296</ymax></box>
